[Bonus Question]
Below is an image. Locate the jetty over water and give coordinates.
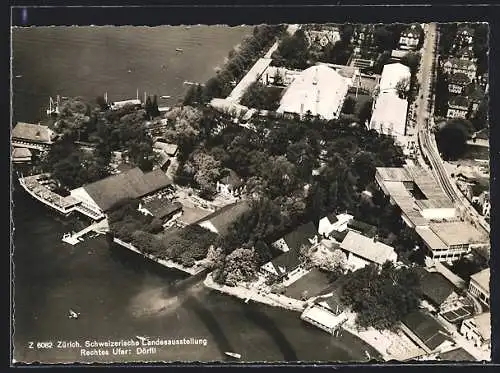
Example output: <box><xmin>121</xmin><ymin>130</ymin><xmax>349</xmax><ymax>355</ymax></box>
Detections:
<box><xmin>19</xmin><ymin>174</ymin><xmax>105</xmax><ymax>220</ymax></box>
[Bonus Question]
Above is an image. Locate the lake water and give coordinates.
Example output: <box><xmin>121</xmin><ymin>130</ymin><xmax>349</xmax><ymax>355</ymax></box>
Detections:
<box><xmin>11</xmin><ymin>26</ymin><xmax>379</xmax><ymax>364</ymax></box>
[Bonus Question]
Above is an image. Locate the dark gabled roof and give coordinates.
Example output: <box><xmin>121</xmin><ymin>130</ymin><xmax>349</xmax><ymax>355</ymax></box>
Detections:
<box><xmin>314</xmin><ymin>282</ymin><xmax>345</xmax><ymax>315</ymax></box>
<box><xmin>282</xmin><ymin>221</ymin><xmax>318</xmax><ymax>251</ymax></box>
<box><xmin>448</xmin><ymin>95</ymin><xmax>470</xmax><ymax>108</ymax></box>
<box><xmin>330</xmin><ymin>229</ymin><xmax>348</xmax><ymax>243</ymax></box>
<box><xmin>347</xmin><ymin>219</ymin><xmax>377</xmax><ymax>238</ymax></box>
<box><xmin>83</xmin><ymin>168</ymin><xmax>173</xmax><ymax>212</ymax></box>
<box><xmin>415</xmin><ymin>268</ymin><xmax>456</xmax><ymax>306</ymax></box>
<box><xmin>402</xmin><ymin>310</ymin><xmax>453</xmax><ymax>351</ymax></box>
<box><xmin>270</xmin><ymin>248</ymin><xmax>302</xmax><ymax>276</ymax></box>
<box><xmin>12</xmin><ymin>122</ymin><xmax>54</xmax><ymax>144</ymax></box>
<box><xmin>143</xmin><ymin>199</ymin><xmax>182</xmax><ymax>219</ymax></box>
<box><xmin>449</xmin><ymin>72</ymin><xmax>471</xmax><ymax>86</ymax></box>
<box><xmin>326</xmin><ymin>212</ymin><xmax>338</xmax><ymax>224</ymax></box>
<box><xmin>195</xmin><ymin>200</ymin><xmax>251</xmax><ymax>236</ymax></box>
<box><xmin>438</xmin><ymin>347</ymin><xmax>475</xmax><ymax>361</ymax></box>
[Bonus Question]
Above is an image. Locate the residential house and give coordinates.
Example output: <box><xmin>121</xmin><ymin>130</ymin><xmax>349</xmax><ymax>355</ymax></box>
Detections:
<box><xmin>305</xmin><ymin>29</ymin><xmax>341</xmax><ymax>48</ymax></box>
<box><xmin>398</xmin><ymin>23</ymin><xmax>422</xmax><ymax>50</ymax></box>
<box><xmin>153</xmin><ymin>141</ymin><xmax>178</xmax><ymax>158</ymax></box>
<box><xmin>456</xmin><ymin>25</ymin><xmax>475</xmax><ymax>46</ymax></box>
<box><xmin>272</xmin><ymin>222</ymin><xmax>319</xmax><ymax>253</ymax></box>
<box><xmin>339</xmin><ymin>230</ymin><xmax>398</xmax><ymax>271</ymax></box>
<box><xmin>400</xmin><ymin>310</ymin><xmax>455</xmax><ymax>354</ymax></box>
<box><xmin>447</xmin><ymin>95</ymin><xmax>470</xmax><ymax>119</ymax></box>
<box><xmin>300</xmin><ymin>287</ymin><xmax>347</xmax><ymax>335</ymax></box>
<box><xmin>460</xmin><ymin>312</ymin><xmax>491</xmax><ymax>350</ymax></box>
<box><xmin>473</xmin><ymin>191</ymin><xmax>490</xmax><ymax>218</ymax></box>
<box><xmin>464</xmin><ymin>83</ymin><xmax>486</xmax><ymax>113</ymax></box>
<box><xmin>416</xmin><ymin>221</ymin><xmax>487</xmax><ymax>262</ymax></box>
<box><xmin>216</xmin><ymin>169</ymin><xmax>245</xmax><ymax>198</ymax></box>
<box><xmin>12</xmin><ymin>147</ymin><xmax>32</xmax><ymax>164</ymax></box>
<box><xmin>448</xmin><ymin>72</ymin><xmax>471</xmax><ymax>94</ymax></box>
<box><xmin>390</xmin><ymin>49</ymin><xmax>408</xmax><ymax>62</ymax></box>
<box><xmin>260</xmin><ymin>247</ymin><xmax>302</xmax><ymax>280</ymax></box>
<box><xmin>317</xmin><ymin>212</ymin><xmax>353</xmax><ymax>237</ymax></box>
<box><xmin>346</xmin><ymin>219</ymin><xmax>378</xmax><ymax>238</ymax></box>
<box><xmin>442</xmin><ymin>58</ymin><xmax>477</xmax><ymax>80</ymax></box>
<box><xmin>468</xmin><ymin>268</ymin><xmax>489</xmax><ymax>308</ymax></box>
<box><xmin>455</xmin><ymin>45</ymin><xmax>475</xmax><ymax>61</ymax></box>
<box><xmin>70</xmin><ymin>168</ymin><xmax>174</xmax><ymax>217</ymax></box>
<box><xmin>196</xmin><ymin>200</ymin><xmax>250</xmax><ymax>236</ymax></box>
<box><xmin>138</xmin><ymin>199</ymin><xmax>183</xmax><ymax>224</ymax></box>
<box><xmin>415</xmin><ymin>268</ymin><xmax>459</xmax><ymax>313</ymax></box>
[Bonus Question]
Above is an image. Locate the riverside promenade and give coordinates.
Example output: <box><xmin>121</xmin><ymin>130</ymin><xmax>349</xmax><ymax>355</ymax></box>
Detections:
<box><xmin>204</xmin><ymin>273</ymin><xmax>306</xmax><ymax>312</ymax></box>
<box><xmin>113</xmin><ymin>237</ymin><xmax>205</xmax><ymax>276</ymax></box>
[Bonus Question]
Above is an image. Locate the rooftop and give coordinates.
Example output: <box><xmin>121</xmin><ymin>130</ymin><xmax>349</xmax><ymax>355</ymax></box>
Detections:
<box><xmin>12</xmin><ymin>147</ymin><xmax>32</xmax><ymax>159</ymax></box>
<box><xmin>444</xmin><ymin>57</ymin><xmax>477</xmax><ymax>69</ymax></box>
<box><xmin>81</xmin><ymin>168</ymin><xmax>173</xmax><ymax>212</ymax></box>
<box><xmin>402</xmin><ymin>310</ymin><xmax>453</xmax><ymax>351</ymax></box>
<box><xmin>379</xmin><ymin>63</ymin><xmax>411</xmax><ymax>93</ymax></box>
<box><xmin>340</xmin><ymin>230</ymin><xmax>397</xmax><ymax>265</ymax></box>
<box><xmin>370</xmin><ymin>91</ymin><xmax>408</xmax><ymax>139</ymax></box>
<box><xmin>153</xmin><ymin>141</ymin><xmax>178</xmax><ymax>156</ymax></box>
<box><xmin>281</xmin><ymin>221</ymin><xmax>318</xmax><ymax>252</ymax></box>
<box><xmin>429</xmin><ymin>221</ymin><xmax>487</xmax><ymax>247</ymax></box>
<box><xmin>438</xmin><ymin>347</ymin><xmax>476</xmax><ymax>361</ymax></box>
<box><xmin>347</xmin><ymin>219</ymin><xmax>377</xmax><ymax>238</ymax></box>
<box><xmin>12</xmin><ymin>122</ymin><xmax>55</xmax><ymax>144</ymax></box>
<box><xmin>277</xmin><ymin>65</ymin><xmax>350</xmax><ymax>120</ymax></box>
<box><xmin>473</xmin><ymin>312</ymin><xmax>491</xmax><ymax>341</ymax></box>
<box><xmin>196</xmin><ymin>200</ymin><xmax>251</xmax><ymax>236</ymax></box>
<box><xmin>267</xmin><ymin>248</ymin><xmax>302</xmax><ymax>277</ymax></box>
<box><xmin>414</xmin><ymin>267</ymin><xmax>457</xmax><ymax>306</ymax></box>
<box><xmin>470</xmin><ymin>268</ymin><xmax>490</xmax><ymax>293</ymax></box>
<box><xmin>142</xmin><ymin>199</ymin><xmax>182</xmax><ymax>219</ymax></box>
<box><xmin>448</xmin><ymin>95</ymin><xmax>470</xmax><ymax>108</ymax></box>
<box><xmin>449</xmin><ymin>72</ymin><xmax>471</xmax><ymax>86</ymax></box>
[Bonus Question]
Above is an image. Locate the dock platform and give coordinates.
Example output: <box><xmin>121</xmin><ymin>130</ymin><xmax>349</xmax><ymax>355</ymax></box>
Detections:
<box><xmin>62</xmin><ymin>219</ymin><xmax>109</xmax><ymax>246</ymax></box>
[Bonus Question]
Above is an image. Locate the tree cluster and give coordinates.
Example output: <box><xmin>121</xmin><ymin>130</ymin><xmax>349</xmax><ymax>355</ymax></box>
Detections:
<box><xmin>340</xmin><ymin>262</ymin><xmax>421</xmax><ymax>330</ymax></box>
<box><xmin>271</xmin><ymin>29</ymin><xmax>310</xmax><ymax>70</ymax></box>
<box><xmin>213</xmin><ymin>247</ymin><xmax>258</xmax><ymax>286</ymax></box>
<box><xmin>436</xmin><ymin>118</ymin><xmax>474</xmax><ymax>160</ymax></box>
<box><xmin>240</xmin><ymin>81</ymin><xmax>283</xmax><ymax>111</ymax></box>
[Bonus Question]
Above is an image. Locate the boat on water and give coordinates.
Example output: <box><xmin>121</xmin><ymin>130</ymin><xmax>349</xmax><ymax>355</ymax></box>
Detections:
<box><xmin>15</xmin><ymin>75</ymin><xmax>22</xmax><ymax>78</ymax></box>
<box><xmin>160</xmin><ymin>95</ymin><xmax>171</xmax><ymax>99</ymax></box>
<box><xmin>68</xmin><ymin>309</ymin><xmax>80</xmax><ymax>319</ymax></box>
<box><xmin>224</xmin><ymin>352</ymin><xmax>241</xmax><ymax>359</ymax></box>
<box><xmin>176</xmin><ymin>48</ymin><xmax>183</xmax><ymax>53</ymax></box>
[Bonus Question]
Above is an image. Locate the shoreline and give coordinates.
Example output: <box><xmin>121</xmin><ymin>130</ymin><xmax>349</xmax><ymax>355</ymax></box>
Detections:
<box><xmin>203</xmin><ymin>272</ymin><xmax>306</xmax><ymax>312</ymax></box>
<box><xmin>112</xmin><ymin>237</ymin><xmax>205</xmax><ymax>276</ymax></box>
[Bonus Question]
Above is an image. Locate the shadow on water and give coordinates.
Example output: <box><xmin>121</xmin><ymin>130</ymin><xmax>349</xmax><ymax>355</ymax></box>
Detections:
<box><xmin>182</xmin><ymin>295</ymin><xmax>235</xmax><ymax>361</ymax></box>
<box><xmin>240</xmin><ymin>303</ymin><xmax>298</xmax><ymax>361</ymax></box>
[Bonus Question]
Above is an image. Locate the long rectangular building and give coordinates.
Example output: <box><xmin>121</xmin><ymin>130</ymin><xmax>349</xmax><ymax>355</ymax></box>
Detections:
<box><xmin>375</xmin><ymin>165</ymin><xmax>456</xmax><ymax>228</ymax></box>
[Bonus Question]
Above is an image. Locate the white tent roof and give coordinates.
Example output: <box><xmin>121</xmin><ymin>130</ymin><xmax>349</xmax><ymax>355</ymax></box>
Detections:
<box><xmin>379</xmin><ymin>63</ymin><xmax>411</xmax><ymax>93</ymax></box>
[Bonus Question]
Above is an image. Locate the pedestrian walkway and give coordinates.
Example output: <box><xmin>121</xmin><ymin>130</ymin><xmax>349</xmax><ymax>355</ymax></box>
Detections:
<box><xmin>62</xmin><ymin>219</ymin><xmax>109</xmax><ymax>246</ymax></box>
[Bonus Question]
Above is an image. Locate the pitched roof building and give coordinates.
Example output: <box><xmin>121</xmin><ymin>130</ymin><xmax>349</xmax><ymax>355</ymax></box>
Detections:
<box><xmin>12</xmin><ymin>122</ymin><xmax>56</xmax><ymax>145</ymax></box>
<box><xmin>272</xmin><ymin>221</ymin><xmax>319</xmax><ymax>253</ymax></box>
<box><xmin>414</xmin><ymin>268</ymin><xmax>458</xmax><ymax>309</ymax></box>
<box><xmin>276</xmin><ymin>65</ymin><xmax>350</xmax><ymax>120</ymax></box>
<box><xmin>340</xmin><ymin>230</ymin><xmax>398</xmax><ymax>270</ymax></box>
<box><xmin>196</xmin><ymin>200</ymin><xmax>251</xmax><ymax>236</ymax></box>
<box><xmin>260</xmin><ymin>247</ymin><xmax>302</xmax><ymax>278</ymax></box>
<box><xmin>378</xmin><ymin>63</ymin><xmax>412</xmax><ymax>93</ymax></box>
<box><xmin>469</xmin><ymin>268</ymin><xmax>490</xmax><ymax>308</ymax></box>
<box><xmin>70</xmin><ymin>168</ymin><xmax>173</xmax><ymax>214</ymax></box>
<box><xmin>369</xmin><ymin>91</ymin><xmax>409</xmax><ymax>145</ymax></box>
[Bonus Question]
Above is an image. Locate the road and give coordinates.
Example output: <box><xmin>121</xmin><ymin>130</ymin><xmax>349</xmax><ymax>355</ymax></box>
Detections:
<box><xmin>415</xmin><ymin>23</ymin><xmax>490</xmax><ymax>236</ymax></box>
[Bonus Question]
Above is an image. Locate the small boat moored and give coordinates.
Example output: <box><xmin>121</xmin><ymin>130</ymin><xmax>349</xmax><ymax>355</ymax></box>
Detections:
<box><xmin>160</xmin><ymin>95</ymin><xmax>171</xmax><ymax>99</ymax></box>
<box><xmin>175</xmin><ymin>48</ymin><xmax>183</xmax><ymax>53</ymax></box>
<box><xmin>224</xmin><ymin>351</ymin><xmax>241</xmax><ymax>359</ymax></box>
<box><xmin>68</xmin><ymin>309</ymin><xmax>80</xmax><ymax>319</ymax></box>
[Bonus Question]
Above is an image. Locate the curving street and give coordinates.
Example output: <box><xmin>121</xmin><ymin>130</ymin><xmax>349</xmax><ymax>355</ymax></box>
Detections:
<box><xmin>415</xmin><ymin>23</ymin><xmax>490</xmax><ymax>237</ymax></box>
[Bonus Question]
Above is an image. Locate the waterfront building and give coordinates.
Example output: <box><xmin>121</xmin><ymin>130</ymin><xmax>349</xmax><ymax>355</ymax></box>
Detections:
<box><xmin>446</xmin><ymin>95</ymin><xmax>470</xmax><ymax>119</ymax></box>
<box><xmin>400</xmin><ymin>310</ymin><xmax>455</xmax><ymax>355</ymax></box>
<box><xmin>468</xmin><ymin>268</ymin><xmax>490</xmax><ymax>308</ymax></box>
<box><xmin>216</xmin><ymin>169</ymin><xmax>245</xmax><ymax>198</ymax></box>
<box><xmin>259</xmin><ymin>247</ymin><xmax>302</xmax><ymax>279</ymax></box>
<box><xmin>196</xmin><ymin>200</ymin><xmax>250</xmax><ymax>236</ymax></box>
<box><xmin>70</xmin><ymin>167</ymin><xmax>173</xmax><ymax>217</ymax></box>
<box><xmin>442</xmin><ymin>57</ymin><xmax>477</xmax><ymax>80</ymax></box>
<box><xmin>339</xmin><ymin>230</ymin><xmax>397</xmax><ymax>271</ymax></box>
<box><xmin>276</xmin><ymin>65</ymin><xmax>350</xmax><ymax>121</ymax></box>
<box><xmin>12</xmin><ymin>147</ymin><xmax>33</xmax><ymax>164</ymax></box>
<box><xmin>272</xmin><ymin>221</ymin><xmax>319</xmax><ymax>253</ymax></box>
<box><xmin>416</xmin><ymin>222</ymin><xmax>487</xmax><ymax>263</ymax></box>
<box><xmin>448</xmin><ymin>72</ymin><xmax>471</xmax><ymax>94</ymax></box>
<box><xmin>398</xmin><ymin>23</ymin><xmax>422</xmax><ymax>50</ymax></box>
<box><xmin>460</xmin><ymin>312</ymin><xmax>491</xmax><ymax>350</ymax></box>
<box><xmin>300</xmin><ymin>290</ymin><xmax>347</xmax><ymax>335</ymax></box>
<box><xmin>11</xmin><ymin>122</ymin><xmax>56</xmax><ymax>151</ymax></box>
<box><xmin>138</xmin><ymin>200</ymin><xmax>183</xmax><ymax>225</ymax></box>
<box><xmin>375</xmin><ymin>166</ymin><xmax>456</xmax><ymax>228</ymax></box>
